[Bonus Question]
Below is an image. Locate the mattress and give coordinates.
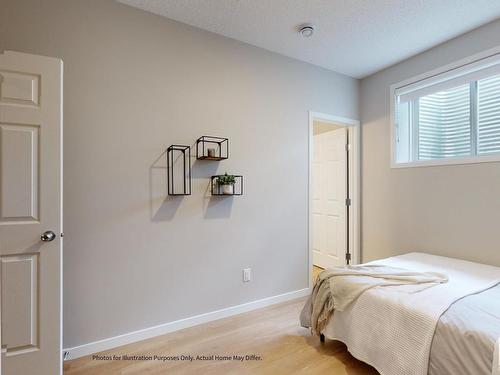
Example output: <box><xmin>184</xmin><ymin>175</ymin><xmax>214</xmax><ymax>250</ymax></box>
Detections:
<box><xmin>429</xmin><ymin>283</ymin><xmax>500</xmax><ymax>375</ymax></box>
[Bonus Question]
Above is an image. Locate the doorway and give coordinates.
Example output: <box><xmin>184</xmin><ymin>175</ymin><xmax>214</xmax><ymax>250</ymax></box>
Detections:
<box><xmin>308</xmin><ymin>112</ymin><xmax>360</xmax><ymax>287</ymax></box>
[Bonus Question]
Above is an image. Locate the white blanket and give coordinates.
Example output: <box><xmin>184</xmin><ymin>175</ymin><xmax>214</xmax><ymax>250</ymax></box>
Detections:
<box><xmin>300</xmin><ymin>265</ymin><xmax>448</xmax><ymax>334</ymax></box>
<box><xmin>323</xmin><ymin>253</ymin><xmax>500</xmax><ymax>375</ymax></box>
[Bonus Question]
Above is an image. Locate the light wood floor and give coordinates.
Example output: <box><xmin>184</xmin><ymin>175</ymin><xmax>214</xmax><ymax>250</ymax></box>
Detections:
<box><xmin>64</xmin><ymin>297</ymin><xmax>378</xmax><ymax>375</ymax></box>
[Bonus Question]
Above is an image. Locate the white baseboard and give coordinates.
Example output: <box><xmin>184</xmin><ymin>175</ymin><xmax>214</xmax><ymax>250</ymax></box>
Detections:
<box><xmin>63</xmin><ymin>288</ymin><xmax>309</xmax><ymax>360</ymax></box>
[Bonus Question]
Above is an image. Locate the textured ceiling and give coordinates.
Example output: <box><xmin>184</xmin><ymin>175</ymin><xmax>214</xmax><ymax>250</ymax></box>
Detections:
<box><xmin>117</xmin><ymin>0</ymin><xmax>500</xmax><ymax>78</ymax></box>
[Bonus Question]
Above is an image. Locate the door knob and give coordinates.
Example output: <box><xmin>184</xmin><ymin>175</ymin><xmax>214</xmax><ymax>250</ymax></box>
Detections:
<box><xmin>41</xmin><ymin>231</ymin><xmax>56</xmax><ymax>242</ymax></box>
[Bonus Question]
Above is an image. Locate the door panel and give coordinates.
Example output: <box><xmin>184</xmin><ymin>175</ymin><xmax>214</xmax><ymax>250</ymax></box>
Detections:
<box><xmin>312</xmin><ymin>213</ymin><xmax>325</xmax><ymax>266</ymax></box>
<box><xmin>1</xmin><ymin>254</ymin><xmax>39</xmax><ymax>352</ymax></box>
<box><xmin>0</xmin><ymin>124</ymin><xmax>39</xmax><ymax>222</ymax></box>
<box><xmin>0</xmin><ymin>51</ymin><xmax>62</xmax><ymax>375</ymax></box>
<box><xmin>0</xmin><ymin>71</ymin><xmax>39</xmax><ymax>107</ymax></box>
<box><xmin>325</xmin><ymin>215</ymin><xmax>339</xmax><ymax>261</ymax></box>
<box><xmin>312</xmin><ymin>128</ymin><xmax>347</xmax><ymax>269</ymax></box>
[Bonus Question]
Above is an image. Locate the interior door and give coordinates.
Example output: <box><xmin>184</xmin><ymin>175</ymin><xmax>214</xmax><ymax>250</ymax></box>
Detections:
<box><xmin>312</xmin><ymin>127</ymin><xmax>347</xmax><ymax>269</ymax></box>
<box><xmin>0</xmin><ymin>51</ymin><xmax>62</xmax><ymax>375</ymax></box>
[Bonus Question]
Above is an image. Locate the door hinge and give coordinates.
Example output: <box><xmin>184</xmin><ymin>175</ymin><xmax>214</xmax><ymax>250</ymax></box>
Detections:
<box><xmin>345</xmin><ymin>198</ymin><xmax>351</xmax><ymax>206</ymax></box>
<box><xmin>345</xmin><ymin>253</ymin><xmax>351</xmax><ymax>263</ymax></box>
<box><xmin>345</xmin><ymin>143</ymin><xmax>351</xmax><ymax>151</ymax></box>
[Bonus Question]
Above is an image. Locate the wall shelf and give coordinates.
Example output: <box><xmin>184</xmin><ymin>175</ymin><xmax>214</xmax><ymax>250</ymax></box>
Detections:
<box><xmin>211</xmin><ymin>175</ymin><xmax>243</xmax><ymax>196</ymax></box>
<box><xmin>167</xmin><ymin>145</ymin><xmax>191</xmax><ymax>196</ymax></box>
<box><xmin>196</xmin><ymin>136</ymin><xmax>229</xmax><ymax>160</ymax></box>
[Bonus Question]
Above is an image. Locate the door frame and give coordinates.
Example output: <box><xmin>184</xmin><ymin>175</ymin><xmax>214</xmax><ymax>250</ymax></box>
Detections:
<box><xmin>308</xmin><ymin>111</ymin><xmax>361</xmax><ymax>289</ymax></box>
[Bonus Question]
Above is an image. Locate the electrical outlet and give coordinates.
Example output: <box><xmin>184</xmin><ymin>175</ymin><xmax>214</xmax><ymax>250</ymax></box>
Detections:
<box><xmin>243</xmin><ymin>268</ymin><xmax>251</xmax><ymax>282</ymax></box>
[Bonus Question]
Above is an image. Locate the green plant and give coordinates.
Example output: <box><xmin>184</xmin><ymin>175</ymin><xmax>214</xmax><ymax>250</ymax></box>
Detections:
<box><xmin>216</xmin><ymin>173</ymin><xmax>236</xmax><ymax>185</ymax></box>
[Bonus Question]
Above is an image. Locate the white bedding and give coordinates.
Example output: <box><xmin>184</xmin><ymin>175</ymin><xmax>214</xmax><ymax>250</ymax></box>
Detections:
<box><xmin>322</xmin><ymin>253</ymin><xmax>500</xmax><ymax>375</ymax></box>
<box><xmin>429</xmin><ymin>283</ymin><xmax>500</xmax><ymax>375</ymax></box>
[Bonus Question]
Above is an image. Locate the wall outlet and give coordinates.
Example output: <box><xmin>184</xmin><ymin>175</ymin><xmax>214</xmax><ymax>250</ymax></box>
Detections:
<box><xmin>243</xmin><ymin>268</ymin><xmax>251</xmax><ymax>282</ymax></box>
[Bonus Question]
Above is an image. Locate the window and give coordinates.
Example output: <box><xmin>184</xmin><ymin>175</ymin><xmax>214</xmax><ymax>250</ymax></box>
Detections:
<box><xmin>392</xmin><ymin>51</ymin><xmax>500</xmax><ymax>166</ymax></box>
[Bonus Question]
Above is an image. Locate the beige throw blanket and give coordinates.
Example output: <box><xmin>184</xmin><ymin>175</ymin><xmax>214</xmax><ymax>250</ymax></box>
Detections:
<box><xmin>300</xmin><ymin>264</ymin><xmax>448</xmax><ymax>334</ymax></box>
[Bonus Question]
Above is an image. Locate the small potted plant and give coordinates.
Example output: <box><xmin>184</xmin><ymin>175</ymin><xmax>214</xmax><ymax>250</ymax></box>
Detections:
<box><xmin>216</xmin><ymin>173</ymin><xmax>236</xmax><ymax>195</ymax></box>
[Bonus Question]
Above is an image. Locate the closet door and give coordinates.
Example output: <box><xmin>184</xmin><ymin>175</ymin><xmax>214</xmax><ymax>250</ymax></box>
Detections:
<box><xmin>312</xmin><ymin>128</ymin><xmax>347</xmax><ymax>269</ymax></box>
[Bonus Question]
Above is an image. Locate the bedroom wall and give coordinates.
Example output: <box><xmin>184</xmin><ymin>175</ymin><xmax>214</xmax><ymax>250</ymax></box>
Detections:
<box><xmin>0</xmin><ymin>0</ymin><xmax>359</xmax><ymax>349</ymax></box>
<box><xmin>360</xmin><ymin>19</ymin><xmax>500</xmax><ymax>266</ymax></box>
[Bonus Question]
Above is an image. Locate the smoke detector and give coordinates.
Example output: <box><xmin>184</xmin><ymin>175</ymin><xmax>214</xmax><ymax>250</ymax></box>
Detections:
<box><xmin>299</xmin><ymin>24</ymin><xmax>315</xmax><ymax>38</ymax></box>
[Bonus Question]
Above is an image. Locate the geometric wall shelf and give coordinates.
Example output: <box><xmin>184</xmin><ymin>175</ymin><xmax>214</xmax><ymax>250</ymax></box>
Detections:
<box><xmin>196</xmin><ymin>136</ymin><xmax>229</xmax><ymax>161</ymax></box>
<box><xmin>210</xmin><ymin>175</ymin><xmax>243</xmax><ymax>196</ymax></box>
<box><xmin>167</xmin><ymin>145</ymin><xmax>191</xmax><ymax>196</ymax></box>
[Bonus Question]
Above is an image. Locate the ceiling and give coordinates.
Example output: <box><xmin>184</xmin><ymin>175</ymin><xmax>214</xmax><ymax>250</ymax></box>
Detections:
<box><xmin>117</xmin><ymin>0</ymin><xmax>500</xmax><ymax>78</ymax></box>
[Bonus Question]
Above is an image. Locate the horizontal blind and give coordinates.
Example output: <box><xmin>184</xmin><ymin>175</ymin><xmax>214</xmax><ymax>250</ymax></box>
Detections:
<box><xmin>418</xmin><ymin>84</ymin><xmax>471</xmax><ymax>160</ymax></box>
<box><xmin>477</xmin><ymin>74</ymin><xmax>500</xmax><ymax>155</ymax></box>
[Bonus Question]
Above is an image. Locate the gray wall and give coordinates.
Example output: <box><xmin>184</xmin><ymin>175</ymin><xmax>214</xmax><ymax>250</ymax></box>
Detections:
<box><xmin>0</xmin><ymin>0</ymin><xmax>359</xmax><ymax>348</ymax></box>
<box><xmin>361</xmin><ymin>19</ymin><xmax>500</xmax><ymax>266</ymax></box>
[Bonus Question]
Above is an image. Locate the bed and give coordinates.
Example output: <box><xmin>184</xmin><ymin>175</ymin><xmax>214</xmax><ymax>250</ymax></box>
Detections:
<box><xmin>314</xmin><ymin>253</ymin><xmax>500</xmax><ymax>375</ymax></box>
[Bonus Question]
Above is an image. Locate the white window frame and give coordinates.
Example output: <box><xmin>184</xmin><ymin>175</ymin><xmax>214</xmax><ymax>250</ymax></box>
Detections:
<box><xmin>390</xmin><ymin>45</ymin><xmax>500</xmax><ymax>168</ymax></box>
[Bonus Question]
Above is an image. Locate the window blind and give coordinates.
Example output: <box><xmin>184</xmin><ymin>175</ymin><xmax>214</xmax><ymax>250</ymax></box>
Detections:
<box><xmin>418</xmin><ymin>84</ymin><xmax>471</xmax><ymax>160</ymax></box>
<box><xmin>477</xmin><ymin>74</ymin><xmax>500</xmax><ymax>155</ymax></box>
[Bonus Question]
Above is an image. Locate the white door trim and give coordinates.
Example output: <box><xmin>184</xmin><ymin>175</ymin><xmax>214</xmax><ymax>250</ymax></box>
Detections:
<box><xmin>308</xmin><ymin>111</ymin><xmax>361</xmax><ymax>289</ymax></box>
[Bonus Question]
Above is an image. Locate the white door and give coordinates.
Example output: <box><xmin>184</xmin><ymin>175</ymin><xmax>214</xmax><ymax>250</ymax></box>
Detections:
<box><xmin>312</xmin><ymin>128</ymin><xmax>347</xmax><ymax>269</ymax></box>
<box><xmin>0</xmin><ymin>51</ymin><xmax>62</xmax><ymax>375</ymax></box>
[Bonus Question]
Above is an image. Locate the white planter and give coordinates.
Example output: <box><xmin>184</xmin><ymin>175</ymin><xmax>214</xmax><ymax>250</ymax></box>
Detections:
<box><xmin>221</xmin><ymin>184</ymin><xmax>234</xmax><ymax>195</ymax></box>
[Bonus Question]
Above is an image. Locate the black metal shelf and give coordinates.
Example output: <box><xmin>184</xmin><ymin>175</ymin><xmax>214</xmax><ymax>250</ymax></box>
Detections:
<box><xmin>197</xmin><ymin>155</ymin><xmax>226</xmax><ymax>161</ymax></box>
<box><xmin>211</xmin><ymin>175</ymin><xmax>243</xmax><ymax>196</ymax></box>
<box><xmin>167</xmin><ymin>145</ymin><xmax>191</xmax><ymax>196</ymax></box>
<box><xmin>196</xmin><ymin>136</ymin><xmax>229</xmax><ymax>160</ymax></box>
